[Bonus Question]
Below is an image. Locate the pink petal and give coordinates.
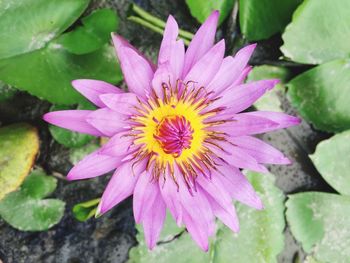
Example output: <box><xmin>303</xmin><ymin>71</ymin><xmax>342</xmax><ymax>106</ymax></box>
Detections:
<box><xmin>158</xmin><ymin>15</ymin><xmax>179</xmax><ymax>66</ymax></box>
<box><xmin>206</xmin><ymin>113</ymin><xmax>279</xmax><ymax>136</ymax></box>
<box><xmin>206</xmin><ymin>44</ymin><xmax>256</xmax><ymax>94</ymax></box>
<box><xmin>142</xmin><ymin>190</ymin><xmax>166</xmax><ymax>250</ymax></box>
<box><xmin>99</xmin><ymin>132</ymin><xmax>136</xmax><ymax>157</ymax></box>
<box><xmin>86</xmin><ymin>108</ymin><xmax>129</xmax><ymax>137</ymax></box>
<box><xmin>182</xmin><ymin>210</ymin><xmax>209</xmax><ymax>251</ymax></box>
<box><xmin>133</xmin><ymin>173</ymin><xmax>159</xmax><ymax>223</ymax></box>
<box><xmin>71</xmin><ymin>79</ymin><xmax>122</xmax><ymax>108</ymax></box>
<box><xmin>245</xmin><ymin>111</ymin><xmax>301</xmax><ymax>130</ymax></box>
<box><xmin>182</xmin><ymin>11</ymin><xmax>219</xmax><ymax>76</ymax></box>
<box><xmin>184</xmin><ymin>40</ymin><xmax>225</xmax><ymax>88</ymax></box>
<box><xmin>206</xmin><ymin>79</ymin><xmax>279</xmax><ymax>114</ymax></box>
<box><xmin>169</xmin><ymin>40</ymin><xmax>185</xmax><ymax>81</ymax></box>
<box><xmin>99</xmin><ymin>93</ymin><xmax>138</xmax><ymax>114</ymax></box>
<box><xmin>97</xmin><ymin>159</ymin><xmax>146</xmax><ymax>215</ymax></box>
<box><xmin>159</xmin><ymin>172</ymin><xmax>183</xmax><ymax>226</ymax></box>
<box><xmin>232</xmin><ymin>136</ymin><xmax>291</xmax><ymax>164</ymax></box>
<box><xmin>216</xmin><ymin>166</ymin><xmax>263</xmax><ymax>210</ymax></box>
<box><xmin>67</xmin><ymin>149</ymin><xmax>121</xmax><ymax>180</ymax></box>
<box><xmin>151</xmin><ymin>62</ymin><xmax>175</xmax><ymax>99</ymax></box>
<box><xmin>111</xmin><ymin>35</ymin><xmax>154</xmax><ymax>97</ymax></box>
<box><xmin>43</xmin><ymin>110</ymin><xmax>103</xmax><ymax>136</ymax></box>
<box><xmin>231</xmin><ymin>66</ymin><xmax>253</xmax><ymax>86</ymax></box>
<box><xmin>204</xmin><ymin>191</ymin><xmax>239</xmax><ymax>232</ymax></box>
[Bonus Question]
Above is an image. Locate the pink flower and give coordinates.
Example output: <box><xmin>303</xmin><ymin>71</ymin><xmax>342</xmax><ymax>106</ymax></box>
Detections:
<box><xmin>44</xmin><ymin>11</ymin><xmax>300</xmax><ymax>251</ymax></box>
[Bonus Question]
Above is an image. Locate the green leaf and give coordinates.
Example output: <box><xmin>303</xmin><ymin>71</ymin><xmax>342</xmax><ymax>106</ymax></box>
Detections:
<box><xmin>0</xmin><ymin>44</ymin><xmax>122</xmax><ymax>105</ymax></box>
<box><xmin>239</xmin><ymin>0</ymin><xmax>302</xmax><ymax>41</ymax></box>
<box><xmin>73</xmin><ymin>198</ymin><xmax>100</xmax><ymax>222</ymax></box>
<box><xmin>310</xmin><ymin>130</ymin><xmax>350</xmax><ymax>196</ymax></box>
<box><xmin>58</xmin><ymin>9</ymin><xmax>119</xmax><ymax>55</ymax></box>
<box><xmin>0</xmin><ymin>81</ymin><xmax>16</xmax><ymax>102</ymax></box>
<box><xmin>286</xmin><ymin>192</ymin><xmax>350</xmax><ymax>261</ymax></box>
<box><xmin>128</xmin><ymin>171</ymin><xmax>285</xmax><ymax>263</ymax></box>
<box><xmin>0</xmin><ymin>169</ymin><xmax>65</xmax><ymax>231</ymax></box>
<box><xmin>185</xmin><ymin>0</ymin><xmax>235</xmax><ymax>25</ymax></box>
<box><xmin>288</xmin><ymin>59</ymin><xmax>350</xmax><ymax>132</ymax></box>
<box><xmin>0</xmin><ymin>0</ymin><xmax>89</xmax><ymax>59</ymax></box>
<box><xmin>69</xmin><ymin>141</ymin><xmax>100</xmax><ymax>165</ymax></box>
<box><xmin>281</xmin><ymin>0</ymin><xmax>350</xmax><ymax>64</ymax></box>
<box><xmin>213</xmin><ymin>171</ymin><xmax>285</xmax><ymax>263</ymax></box>
<box><xmin>49</xmin><ymin>104</ymin><xmax>94</xmax><ymax>148</ymax></box>
<box><xmin>246</xmin><ymin>65</ymin><xmax>291</xmax><ymax>112</ymax></box>
<box><xmin>0</xmin><ymin>123</ymin><xmax>39</xmax><ymax>201</ymax></box>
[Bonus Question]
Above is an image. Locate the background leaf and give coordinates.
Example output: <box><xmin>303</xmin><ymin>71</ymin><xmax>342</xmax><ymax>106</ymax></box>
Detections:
<box><xmin>73</xmin><ymin>198</ymin><xmax>100</xmax><ymax>222</ymax></box>
<box><xmin>239</xmin><ymin>0</ymin><xmax>302</xmax><ymax>41</ymax></box>
<box><xmin>0</xmin><ymin>0</ymin><xmax>90</xmax><ymax>59</ymax></box>
<box><xmin>281</xmin><ymin>0</ymin><xmax>350</xmax><ymax>64</ymax></box>
<box><xmin>0</xmin><ymin>81</ymin><xmax>16</xmax><ymax>102</ymax></box>
<box><xmin>288</xmin><ymin>59</ymin><xmax>350</xmax><ymax>132</ymax></box>
<box><xmin>310</xmin><ymin>130</ymin><xmax>350</xmax><ymax>196</ymax></box>
<box><xmin>49</xmin><ymin>104</ymin><xmax>95</xmax><ymax>148</ymax></box>
<box><xmin>58</xmin><ymin>8</ymin><xmax>119</xmax><ymax>55</ymax></box>
<box><xmin>0</xmin><ymin>123</ymin><xmax>39</xmax><ymax>201</ymax></box>
<box><xmin>185</xmin><ymin>0</ymin><xmax>235</xmax><ymax>25</ymax></box>
<box><xmin>0</xmin><ymin>169</ymin><xmax>65</xmax><ymax>231</ymax></box>
<box><xmin>286</xmin><ymin>192</ymin><xmax>350</xmax><ymax>261</ymax></box>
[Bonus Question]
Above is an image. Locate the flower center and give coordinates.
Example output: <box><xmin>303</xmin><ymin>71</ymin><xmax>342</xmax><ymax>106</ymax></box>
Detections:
<box><xmin>154</xmin><ymin>115</ymin><xmax>194</xmax><ymax>158</ymax></box>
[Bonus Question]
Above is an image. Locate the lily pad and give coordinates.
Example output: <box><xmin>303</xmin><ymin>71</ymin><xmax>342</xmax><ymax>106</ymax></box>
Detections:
<box><xmin>288</xmin><ymin>59</ymin><xmax>350</xmax><ymax>132</ymax></box>
<box><xmin>310</xmin><ymin>131</ymin><xmax>350</xmax><ymax>196</ymax></box>
<box><xmin>247</xmin><ymin>65</ymin><xmax>291</xmax><ymax>112</ymax></box>
<box><xmin>239</xmin><ymin>0</ymin><xmax>302</xmax><ymax>41</ymax></box>
<box><xmin>213</xmin><ymin>171</ymin><xmax>285</xmax><ymax>263</ymax></box>
<box><xmin>0</xmin><ymin>0</ymin><xmax>122</xmax><ymax>105</ymax></box>
<box><xmin>58</xmin><ymin>8</ymin><xmax>119</xmax><ymax>55</ymax></box>
<box><xmin>185</xmin><ymin>0</ymin><xmax>235</xmax><ymax>25</ymax></box>
<box><xmin>0</xmin><ymin>81</ymin><xmax>16</xmax><ymax>102</ymax></box>
<box><xmin>128</xmin><ymin>171</ymin><xmax>285</xmax><ymax>263</ymax></box>
<box><xmin>0</xmin><ymin>123</ymin><xmax>39</xmax><ymax>201</ymax></box>
<box><xmin>0</xmin><ymin>169</ymin><xmax>65</xmax><ymax>231</ymax></box>
<box><xmin>286</xmin><ymin>192</ymin><xmax>350</xmax><ymax>262</ymax></box>
<box><xmin>49</xmin><ymin>105</ymin><xmax>95</xmax><ymax>148</ymax></box>
<box><xmin>281</xmin><ymin>0</ymin><xmax>350</xmax><ymax>64</ymax></box>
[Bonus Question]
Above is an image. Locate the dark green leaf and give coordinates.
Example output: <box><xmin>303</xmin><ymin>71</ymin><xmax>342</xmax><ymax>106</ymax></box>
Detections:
<box><xmin>49</xmin><ymin>104</ymin><xmax>95</xmax><ymax>148</ymax></box>
<box><xmin>310</xmin><ymin>130</ymin><xmax>350</xmax><ymax>196</ymax></box>
<box><xmin>288</xmin><ymin>59</ymin><xmax>350</xmax><ymax>132</ymax></box>
<box><xmin>286</xmin><ymin>192</ymin><xmax>350</xmax><ymax>261</ymax></box>
<box><xmin>0</xmin><ymin>81</ymin><xmax>16</xmax><ymax>102</ymax></box>
<box><xmin>185</xmin><ymin>0</ymin><xmax>235</xmax><ymax>25</ymax></box>
<box><xmin>0</xmin><ymin>170</ymin><xmax>65</xmax><ymax>231</ymax></box>
<box><xmin>58</xmin><ymin>9</ymin><xmax>119</xmax><ymax>55</ymax></box>
<box><xmin>0</xmin><ymin>0</ymin><xmax>89</xmax><ymax>59</ymax></box>
<box><xmin>239</xmin><ymin>0</ymin><xmax>302</xmax><ymax>41</ymax></box>
<box><xmin>281</xmin><ymin>0</ymin><xmax>350</xmax><ymax>64</ymax></box>
<box><xmin>73</xmin><ymin>198</ymin><xmax>100</xmax><ymax>222</ymax></box>
<box><xmin>0</xmin><ymin>44</ymin><xmax>122</xmax><ymax>105</ymax></box>
<box><xmin>0</xmin><ymin>123</ymin><xmax>39</xmax><ymax>201</ymax></box>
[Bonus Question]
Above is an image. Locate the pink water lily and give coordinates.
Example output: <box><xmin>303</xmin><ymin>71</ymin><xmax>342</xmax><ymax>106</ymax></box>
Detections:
<box><xmin>44</xmin><ymin>11</ymin><xmax>300</xmax><ymax>251</ymax></box>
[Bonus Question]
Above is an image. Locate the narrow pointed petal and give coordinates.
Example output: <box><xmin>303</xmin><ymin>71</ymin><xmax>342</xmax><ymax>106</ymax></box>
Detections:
<box><xmin>99</xmin><ymin>132</ymin><xmax>136</xmax><ymax>157</ymax></box>
<box><xmin>206</xmin><ymin>44</ymin><xmax>256</xmax><ymax>94</ymax></box>
<box><xmin>43</xmin><ymin>110</ymin><xmax>103</xmax><ymax>136</ymax></box>
<box><xmin>207</xmin><ymin>113</ymin><xmax>279</xmax><ymax>136</ymax></box>
<box><xmin>97</xmin><ymin>160</ymin><xmax>146</xmax><ymax>215</ymax></box>
<box><xmin>151</xmin><ymin>62</ymin><xmax>175</xmax><ymax>99</ymax></box>
<box><xmin>229</xmin><ymin>146</ymin><xmax>269</xmax><ymax>173</ymax></box>
<box><xmin>133</xmin><ymin>173</ymin><xmax>159</xmax><ymax>223</ymax></box>
<box><xmin>158</xmin><ymin>15</ymin><xmax>179</xmax><ymax>66</ymax></box>
<box><xmin>67</xmin><ymin>149</ymin><xmax>121</xmax><ymax>180</ymax></box>
<box><xmin>231</xmin><ymin>66</ymin><xmax>253</xmax><ymax>86</ymax></box>
<box><xmin>245</xmin><ymin>111</ymin><xmax>301</xmax><ymax>130</ymax></box>
<box><xmin>169</xmin><ymin>40</ymin><xmax>185</xmax><ymax>80</ymax></box>
<box><xmin>86</xmin><ymin>108</ymin><xmax>129</xmax><ymax>137</ymax></box>
<box><xmin>182</xmin><ymin>211</ymin><xmax>209</xmax><ymax>251</ymax></box>
<box><xmin>232</xmin><ymin>136</ymin><xmax>291</xmax><ymax>164</ymax></box>
<box><xmin>206</xmin><ymin>79</ymin><xmax>279</xmax><ymax>114</ymax></box>
<box><xmin>99</xmin><ymin>93</ymin><xmax>138</xmax><ymax>114</ymax></box>
<box><xmin>216</xmin><ymin>166</ymin><xmax>263</xmax><ymax>209</ymax></box>
<box><xmin>182</xmin><ymin>11</ymin><xmax>219</xmax><ymax>76</ymax></box>
<box><xmin>71</xmin><ymin>79</ymin><xmax>122</xmax><ymax>107</ymax></box>
<box><xmin>184</xmin><ymin>40</ymin><xmax>225</xmax><ymax>89</ymax></box>
<box><xmin>142</xmin><ymin>190</ymin><xmax>166</xmax><ymax>250</ymax></box>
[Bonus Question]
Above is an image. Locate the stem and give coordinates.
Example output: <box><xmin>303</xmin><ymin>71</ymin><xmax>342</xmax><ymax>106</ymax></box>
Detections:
<box><xmin>128</xmin><ymin>16</ymin><xmax>191</xmax><ymax>46</ymax></box>
<box><xmin>130</xmin><ymin>4</ymin><xmax>194</xmax><ymax>42</ymax></box>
